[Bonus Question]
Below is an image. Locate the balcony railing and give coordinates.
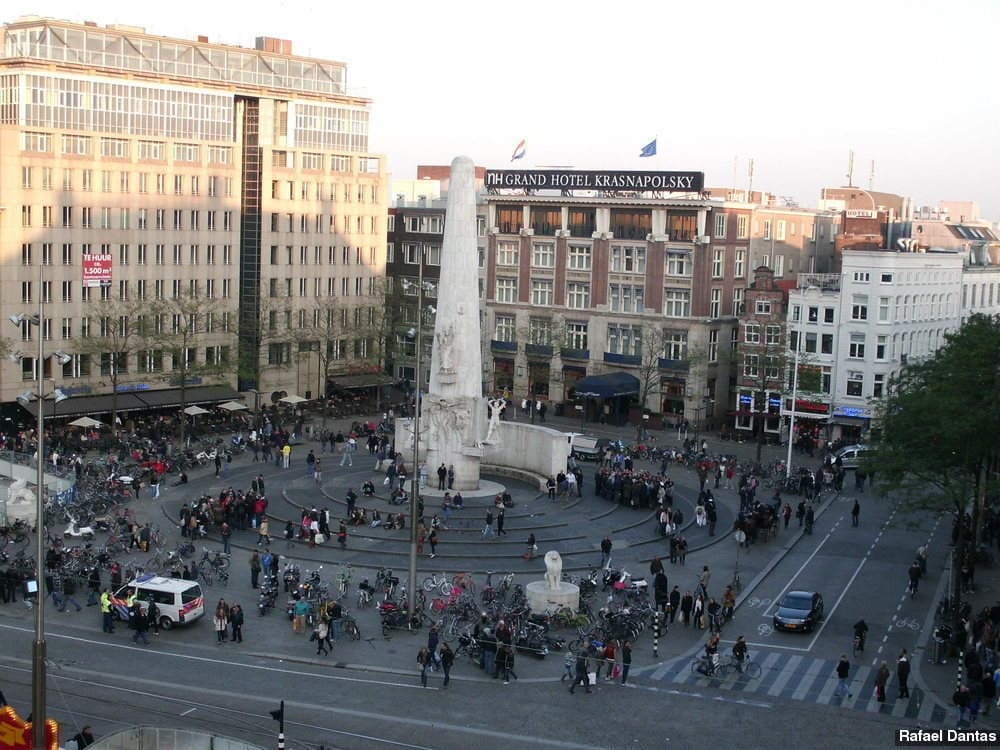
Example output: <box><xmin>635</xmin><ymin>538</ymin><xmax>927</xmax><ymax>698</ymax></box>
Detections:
<box><xmin>796</xmin><ymin>273</ymin><xmax>841</xmax><ymax>291</ymax></box>
<box><xmin>604</xmin><ymin>352</ymin><xmax>641</xmax><ymax>366</ymax></box>
<box><xmin>560</xmin><ymin>348</ymin><xmax>590</xmax><ymax>360</ymax></box>
<box><xmin>525</xmin><ymin>343</ymin><xmax>554</xmax><ymax>357</ymax></box>
<box><xmin>610</xmin><ymin>226</ymin><xmax>650</xmax><ymax>240</ymax></box>
<box><xmin>491</xmin><ymin>340</ymin><xmax>518</xmax><ymax>352</ymax></box>
<box><xmin>568</xmin><ymin>223</ymin><xmax>595</xmax><ymax>237</ymax></box>
<box><xmin>658</xmin><ymin>358</ymin><xmax>691</xmax><ymax>371</ymax></box>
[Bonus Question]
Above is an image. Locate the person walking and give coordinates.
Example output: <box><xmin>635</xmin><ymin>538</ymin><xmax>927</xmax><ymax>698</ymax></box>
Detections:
<box><xmin>428</xmin><ymin>528</ymin><xmax>438</xmax><ymax>559</ymax></box>
<box><xmin>482</xmin><ymin>510</ymin><xmax>495</xmax><ymax>539</ymax></box>
<box><xmin>417</xmin><ymin>646</ymin><xmax>432</xmax><ymax>687</ymax></box>
<box><xmin>146</xmin><ymin>599</ymin><xmax>161</xmax><ymax>636</ymax></box>
<box><xmin>569</xmin><ymin>650</ymin><xmax>592</xmax><ymax>694</ymax></box>
<box><xmin>313</xmin><ymin>457</ymin><xmax>322</xmax><ymax>484</ymax></box>
<box><xmin>496</xmin><ymin>508</ymin><xmax>507</xmax><ymax>536</ymax></box>
<box><xmin>600</xmin><ymin>536</ymin><xmax>613</xmax><ymax>567</ymax></box>
<box><xmin>314</xmin><ymin>619</ymin><xmax>330</xmax><ymax>655</ymax></box>
<box><xmin>214</xmin><ymin>453</ymin><xmax>222</xmax><ymax>478</ymax></box>
<box><xmin>282</xmin><ymin>443</ymin><xmax>291</xmax><ymax>469</ymax></box>
<box><xmin>620</xmin><ymin>640</ymin><xmax>632</xmax><ymax>684</ymax></box>
<box><xmin>680</xmin><ymin>591</ymin><xmax>693</xmax><ymax>627</ymax></box>
<box><xmin>214</xmin><ymin>601</ymin><xmax>229</xmax><ymax>643</ymax></box>
<box><xmin>257</xmin><ymin>519</ymin><xmax>271</xmax><ymax>546</ymax></box>
<box><xmin>834</xmin><ymin>655</ymin><xmax>852</xmax><ymax>698</ymax></box>
<box><xmin>499</xmin><ymin>644</ymin><xmax>517</xmax><ymax>684</ymax></box>
<box><xmin>131</xmin><ymin>603</ymin><xmax>150</xmax><ymax>646</ymax></box>
<box><xmin>220</xmin><ymin>522</ymin><xmax>232</xmax><ymax>555</ymax></box>
<box><xmin>851</xmin><ymin>499</ymin><xmax>861</xmax><ymax>527</ymax></box>
<box><xmin>897</xmin><ymin>649</ymin><xmax>911</xmax><ymax>699</ymax></box>
<box><xmin>250</xmin><ymin>551</ymin><xmax>261</xmax><ymax>589</ymax></box>
<box><xmin>875</xmin><ymin>660</ymin><xmax>890</xmax><ymax>702</ymax></box>
<box><xmin>437</xmin><ymin>463</ymin><xmax>447</xmax><ymax>491</ymax></box>
<box><xmin>230</xmin><ymin>603</ymin><xmax>244</xmax><ymax>643</ymax></box>
<box><xmin>698</xmin><ymin>565</ymin><xmax>711</xmax><ymax>599</ymax></box>
<box><xmin>339</xmin><ymin>437</ymin><xmax>355</xmax><ymax>467</ymax></box>
<box><xmin>439</xmin><ymin>641</ymin><xmax>454</xmax><ymax>688</ymax></box>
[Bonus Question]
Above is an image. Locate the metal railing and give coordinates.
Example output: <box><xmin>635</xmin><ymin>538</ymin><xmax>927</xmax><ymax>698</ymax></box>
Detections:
<box><xmin>87</xmin><ymin>726</ymin><xmax>265</xmax><ymax>750</ymax></box>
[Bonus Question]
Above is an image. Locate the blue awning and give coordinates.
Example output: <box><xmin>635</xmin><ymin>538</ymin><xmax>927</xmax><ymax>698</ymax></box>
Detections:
<box><xmin>571</xmin><ymin>372</ymin><xmax>640</xmax><ymax>399</ymax></box>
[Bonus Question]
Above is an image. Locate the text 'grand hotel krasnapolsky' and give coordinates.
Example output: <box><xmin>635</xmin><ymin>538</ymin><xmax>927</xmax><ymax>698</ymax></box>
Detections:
<box><xmin>484</xmin><ymin>169</ymin><xmax>705</xmax><ymax>192</ymax></box>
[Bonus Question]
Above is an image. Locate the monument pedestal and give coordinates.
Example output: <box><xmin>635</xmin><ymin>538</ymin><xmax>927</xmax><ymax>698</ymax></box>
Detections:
<box><xmin>526</xmin><ymin>581</ymin><xmax>580</xmax><ymax>614</ymax></box>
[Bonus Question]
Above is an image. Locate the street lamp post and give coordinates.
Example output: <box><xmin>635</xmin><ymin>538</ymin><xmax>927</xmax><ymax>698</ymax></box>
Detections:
<box><xmin>403</xmin><ymin>251</ymin><xmax>431</xmax><ymax>621</ymax></box>
<box><xmin>785</xmin><ymin>322</ymin><xmax>804</xmax><ymax>479</ymax></box>
<box><xmin>8</xmin><ymin>267</ymin><xmax>71</xmax><ymax>748</ymax></box>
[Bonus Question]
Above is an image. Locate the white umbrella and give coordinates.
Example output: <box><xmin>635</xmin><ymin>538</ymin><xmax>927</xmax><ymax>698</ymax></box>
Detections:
<box><xmin>183</xmin><ymin>405</ymin><xmax>210</xmax><ymax>416</ymax></box>
<box><xmin>279</xmin><ymin>395</ymin><xmax>307</xmax><ymax>405</ymax></box>
<box><xmin>217</xmin><ymin>401</ymin><xmax>248</xmax><ymax>412</ymax></box>
<box><xmin>68</xmin><ymin>416</ymin><xmax>104</xmax><ymax>428</ymax></box>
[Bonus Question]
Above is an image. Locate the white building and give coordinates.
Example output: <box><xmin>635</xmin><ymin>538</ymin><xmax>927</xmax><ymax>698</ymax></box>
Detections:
<box><xmin>786</xmin><ymin>249</ymin><xmax>965</xmax><ymax>444</ymax></box>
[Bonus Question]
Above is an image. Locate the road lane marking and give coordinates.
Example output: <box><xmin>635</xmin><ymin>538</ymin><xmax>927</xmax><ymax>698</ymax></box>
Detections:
<box><xmin>0</xmin><ymin>623</ymin><xmax>433</xmax><ymax>692</ymax></box>
<box><xmin>762</xmin><ymin>516</ymin><xmax>844</xmax><ymax>619</ymax></box>
<box><xmin>180</xmin><ymin>707</ymin><xmax>196</xmax><ymax>716</ymax></box>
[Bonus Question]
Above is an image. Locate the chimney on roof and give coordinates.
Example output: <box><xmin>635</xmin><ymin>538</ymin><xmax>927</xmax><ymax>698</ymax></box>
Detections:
<box><xmin>197</xmin><ymin>35</ymin><xmax>209</xmax><ymax>43</ymax></box>
<box><xmin>83</xmin><ymin>21</ymin><xmax>97</xmax><ymax>27</ymax></box>
<box><xmin>255</xmin><ymin>36</ymin><xmax>293</xmax><ymax>55</ymax></box>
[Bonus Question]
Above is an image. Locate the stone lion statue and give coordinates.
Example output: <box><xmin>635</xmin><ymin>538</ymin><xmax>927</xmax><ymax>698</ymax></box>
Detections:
<box><xmin>544</xmin><ymin>550</ymin><xmax>562</xmax><ymax>590</ymax></box>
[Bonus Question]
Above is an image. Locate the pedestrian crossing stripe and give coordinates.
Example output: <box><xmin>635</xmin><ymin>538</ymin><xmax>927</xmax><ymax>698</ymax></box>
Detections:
<box><xmin>637</xmin><ymin>649</ymin><xmax>948</xmax><ymax>723</ymax></box>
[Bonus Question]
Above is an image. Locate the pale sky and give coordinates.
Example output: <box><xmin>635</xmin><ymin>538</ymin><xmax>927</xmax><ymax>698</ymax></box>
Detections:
<box><xmin>7</xmin><ymin>0</ymin><xmax>1000</xmax><ymax>218</ymax></box>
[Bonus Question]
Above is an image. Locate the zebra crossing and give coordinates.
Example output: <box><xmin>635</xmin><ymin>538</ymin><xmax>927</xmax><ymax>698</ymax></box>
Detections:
<box><xmin>638</xmin><ymin>649</ymin><xmax>949</xmax><ymax>723</ymax></box>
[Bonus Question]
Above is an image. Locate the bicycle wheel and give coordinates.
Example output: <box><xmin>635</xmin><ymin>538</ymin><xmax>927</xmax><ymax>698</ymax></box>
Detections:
<box><xmin>744</xmin><ymin>661</ymin><xmax>762</xmax><ymax>679</ymax></box>
<box><xmin>344</xmin><ymin>618</ymin><xmax>361</xmax><ymax>640</ymax></box>
<box><xmin>421</xmin><ymin>576</ymin><xmax>438</xmax><ymax>593</ymax></box>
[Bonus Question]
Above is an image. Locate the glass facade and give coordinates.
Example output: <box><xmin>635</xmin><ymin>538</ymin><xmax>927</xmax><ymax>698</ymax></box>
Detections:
<box><xmin>294</xmin><ymin>102</ymin><xmax>369</xmax><ymax>152</ymax></box>
<box><xmin>3</xmin><ymin>23</ymin><xmax>345</xmax><ymax>96</ymax></box>
<box><xmin>20</xmin><ymin>73</ymin><xmax>234</xmax><ymax>141</ymax></box>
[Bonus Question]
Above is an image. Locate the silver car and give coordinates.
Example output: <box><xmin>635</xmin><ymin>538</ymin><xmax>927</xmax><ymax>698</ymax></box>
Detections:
<box><xmin>833</xmin><ymin>444</ymin><xmax>869</xmax><ymax>470</ymax></box>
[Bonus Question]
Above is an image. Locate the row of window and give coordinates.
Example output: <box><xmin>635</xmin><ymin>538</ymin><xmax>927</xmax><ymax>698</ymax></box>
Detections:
<box><xmin>20</xmin><ymin>166</ymin><xmax>234</xmax><ymax>197</ymax></box>
<box><xmin>17</xmin><ymin>346</ymin><xmax>232</xmax><ymax>382</ymax></box>
<box><xmin>266</xmin><ymin>245</ymin><xmax>379</xmax><ymax>268</ymax></box>
<box><xmin>14</xmin><ymin>311</ymin><xmax>234</xmax><ymax>343</ymax></box>
<box><xmin>17</xmin><ymin>277</ymin><xmax>233</xmax><ymax>305</ymax></box>
<box><xmin>20</xmin><ymin>242</ymin><xmax>233</xmax><ymax>268</ymax></box>
<box><xmin>493</xmin><ymin>278</ymin><xmax>743</xmax><ymax>318</ymax></box>
<box><xmin>491</xmin><ymin>317</ymin><xmax>695</xmax><ymax>360</ymax></box>
<box><xmin>267</xmin><ymin>337</ymin><xmax>372</xmax><ymax>365</ymax></box>
<box><xmin>21</xmin><ymin>205</ymin><xmax>235</xmax><ymax>232</ymax></box>
<box><xmin>270</xmin><ymin>179</ymin><xmax>379</xmax><ymax>204</ymax></box>
<box><xmin>787</xmin><ymin>328</ymin><xmax>949</xmax><ymax>363</ymax></box>
<box><xmin>267</xmin><ymin>276</ymin><xmax>377</xmax><ymax>298</ymax></box>
<box><xmin>493</xmin><ymin>242</ymin><xmax>736</xmax><ymax>278</ymax></box>
<box><xmin>268</xmin><ymin>212</ymin><xmax>379</xmax><ymax>236</ymax></box>
<box><xmin>21</xmin><ymin>132</ymin><xmax>231</xmax><ymax>161</ymax></box>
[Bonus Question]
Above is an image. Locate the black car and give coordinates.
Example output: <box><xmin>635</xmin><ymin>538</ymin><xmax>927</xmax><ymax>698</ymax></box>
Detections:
<box><xmin>773</xmin><ymin>591</ymin><xmax>824</xmax><ymax>632</ymax></box>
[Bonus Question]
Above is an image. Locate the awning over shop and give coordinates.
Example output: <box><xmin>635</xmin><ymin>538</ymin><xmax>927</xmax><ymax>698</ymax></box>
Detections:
<box><xmin>826</xmin><ymin>415</ymin><xmax>869</xmax><ymax>427</ymax></box>
<box><xmin>21</xmin><ymin>385</ymin><xmax>240</xmax><ymax>419</ymax></box>
<box><xmin>330</xmin><ymin>373</ymin><xmax>396</xmax><ymax>390</ymax></box>
<box><xmin>571</xmin><ymin>372</ymin><xmax>640</xmax><ymax>399</ymax></box>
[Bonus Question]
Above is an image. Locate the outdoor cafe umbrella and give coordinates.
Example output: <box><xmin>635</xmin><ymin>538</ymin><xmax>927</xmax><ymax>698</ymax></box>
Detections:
<box><xmin>279</xmin><ymin>395</ymin><xmax>307</xmax><ymax>405</ymax></box>
<box><xmin>183</xmin><ymin>405</ymin><xmax>210</xmax><ymax>416</ymax></box>
<box><xmin>68</xmin><ymin>416</ymin><xmax>104</xmax><ymax>428</ymax></box>
<box><xmin>217</xmin><ymin>401</ymin><xmax>248</xmax><ymax>412</ymax></box>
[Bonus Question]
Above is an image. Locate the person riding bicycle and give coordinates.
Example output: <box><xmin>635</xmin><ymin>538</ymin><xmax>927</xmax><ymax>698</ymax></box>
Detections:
<box><xmin>853</xmin><ymin>619</ymin><xmax>869</xmax><ymax>651</ymax></box>
<box><xmin>732</xmin><ymin>635</ymin><xmax>749</xmax><ymax>672</ymax></box>
<box><xmin>907</xmin><ymin>560</ymin><xmax>921</xmax><ymax>597</ymax></box>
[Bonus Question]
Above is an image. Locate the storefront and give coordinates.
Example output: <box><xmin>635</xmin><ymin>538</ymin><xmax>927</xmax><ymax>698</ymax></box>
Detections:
<box><xmin>828</xmin><ymin>405</ymin><xmax>871</xmax><ymax>445</ymax></box>
<box><xmin>660</xmin><ymin>376</ymin><xmax>686</xmax><ymax>420</ymax></box>
<box><xmin>528</xmin><ymin>361</ymin><xmax>550</xmax><ymax>399</ymax></box>
<box><xmin>493</xmin><ymin>358</ymin><xmax>514</xmax><ymax>393</ymax></box>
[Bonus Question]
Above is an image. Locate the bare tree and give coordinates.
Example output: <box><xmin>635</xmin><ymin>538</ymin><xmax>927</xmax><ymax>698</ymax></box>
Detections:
<box><xmin>292</xmin><ymin>296</ymin><xmax>344</xmax><ymax>426</ymax></box>
<box><xmin>148</xmin><ymin>291</ymin><xmax>237</xmax><ymax>446</ymax></box>
<box><xmin>75</xmin><ymin>293</ymin><xmax>150</xmax><ymax>433</ymax></box>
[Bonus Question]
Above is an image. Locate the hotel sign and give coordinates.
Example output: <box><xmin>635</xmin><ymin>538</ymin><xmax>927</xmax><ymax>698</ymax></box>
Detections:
<box><xmin>845</xmin><ymin>209</ymin><xmax>878</xmax><ymax>219</ymax></box>
<box><xmin>485</xmin><ymin>169</ymin><xmax>704</xmax><ymax>192</ymax></box>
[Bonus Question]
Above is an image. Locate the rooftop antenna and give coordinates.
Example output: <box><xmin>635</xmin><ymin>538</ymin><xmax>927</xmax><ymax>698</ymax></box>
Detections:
<box><xmin>747</xmin><ymin>158</ymin><xmax>754</xmax><ymax>198</ymax></box>
<box><xmin>868</xmin><ymin>160</ymin><xmax>875</xmax><ymax>190</ymax></box>
<box><xmin>846</xmin><ymin>149</ymin><xmax>855</xmax><ymax>187</ymax></box>
<box><xmin>733</xmin><ymin>155</ymin><xmax>738</xmax><ymax>198</ymax></box>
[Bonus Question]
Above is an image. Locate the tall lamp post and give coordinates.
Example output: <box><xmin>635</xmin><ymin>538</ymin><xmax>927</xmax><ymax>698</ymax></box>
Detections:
<box><xmin>8</xmin><ymin>297</ymin><xmax>71</xmax><ymax>748</ymax></box>
<box><xmin>401</xmin><ymin>251</ymin><xmax>434</xmax><ymax>620</ymax></box>
<box><xmin>785</xmin><ymin>321</ymin><xmax>804</xmax><ymax>479</ymax></box>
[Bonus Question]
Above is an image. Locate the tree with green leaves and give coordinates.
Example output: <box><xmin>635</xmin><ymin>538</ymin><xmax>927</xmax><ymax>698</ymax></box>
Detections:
<box><xmin>866</xmin><ymin>313</ymin><xmax>1000</xmax><ymax>633</ymax></box>
<box><xmin>74</xmin><ymin>293</ymin><xmax>151</xmax><ymax>433</ymax></box>
<box><xmin>149</xmin><ymin>291</ymin><xmax>237</xmax><ymax>446</ymax></box>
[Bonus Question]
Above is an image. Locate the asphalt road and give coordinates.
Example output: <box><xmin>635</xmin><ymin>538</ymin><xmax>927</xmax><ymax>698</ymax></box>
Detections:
<box><xmin>0</xmin><ymin>432</ymin><xmax>956</xmax><ymax>748</ymax></box>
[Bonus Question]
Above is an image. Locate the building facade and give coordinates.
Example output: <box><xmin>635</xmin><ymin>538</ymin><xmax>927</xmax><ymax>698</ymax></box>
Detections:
<box><xmin>481</xmin><ymin>184</ymin><xmax>741</xmax><ymax>428</ymax></box>
<box><xmin>785</xmin><ymin>249</ymin><xmax>966</xmax><ymax>443</ymax></box>
<box><xmin>0</xmin><ymin>18</ymin><xmax>386</xmax><ymax>407</ymax></box>
<box><xmin>733</xmin><ymin>266</ymin><xmax>787</xmax><ymax>442</ymax></box>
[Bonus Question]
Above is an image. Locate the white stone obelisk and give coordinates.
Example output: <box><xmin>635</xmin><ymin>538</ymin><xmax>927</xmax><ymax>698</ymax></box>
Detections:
<box><xmin>422</xmin><ymin>156</ymin><xmax>485</xmax><ymax>490</ymax></box>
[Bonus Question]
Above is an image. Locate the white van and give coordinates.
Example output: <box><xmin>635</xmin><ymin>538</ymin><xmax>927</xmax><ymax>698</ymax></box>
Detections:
<box><xmin>113</xmin><ymin>574</ymin><xmax>205</xmax><ymax>629</ymax></box>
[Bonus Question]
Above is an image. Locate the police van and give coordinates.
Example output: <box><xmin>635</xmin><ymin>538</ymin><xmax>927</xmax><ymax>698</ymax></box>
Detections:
<box><xmin>113</xmin><ymin>574</ymin><xmax>205</xmax><ymax>629</ymax></box>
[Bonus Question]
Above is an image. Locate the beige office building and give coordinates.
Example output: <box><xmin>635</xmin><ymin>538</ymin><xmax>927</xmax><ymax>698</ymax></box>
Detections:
<box><xmin>0</xmin><ymin>17</ymin><xmax>386</xmax><ymax>411</ymax></box>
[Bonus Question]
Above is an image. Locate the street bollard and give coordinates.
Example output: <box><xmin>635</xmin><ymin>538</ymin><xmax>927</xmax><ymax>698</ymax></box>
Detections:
<box><xmin>653</xmin><ymin>612</ymin><xmax>663</xmax><ymax>657</ymax></box>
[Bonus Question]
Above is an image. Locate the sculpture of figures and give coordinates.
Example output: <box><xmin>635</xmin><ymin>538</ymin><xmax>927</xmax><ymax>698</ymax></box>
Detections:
<box><xmin>481</xmin><ymin>397</ymin><xmax>505</xmax><ymax>446</ymax></box>
<box><xmin>544</xmin><ymin>551</ymin><xmax>563</xmax><ymax>590</ymax></box>
<box><xmin>7</xmin><ymin>479</ymin><xmax>34</xmax><ymax>506</ymax></box>
<box><xmin>424</xmin><ymin>396</ymin><xmax>472</xmax><ymax>452</ymax></box>
<box><xmin>435</xmin><ymin>324</ymin><xmax>456</xmax><ymax>373</ymax></box>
